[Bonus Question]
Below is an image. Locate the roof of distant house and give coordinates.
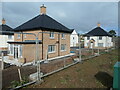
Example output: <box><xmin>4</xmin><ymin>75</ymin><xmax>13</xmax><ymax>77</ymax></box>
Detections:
<box><xmin>0</xmin><ymin>24</ymin><xmax>14</xmax><ymax>35</ymax></box>
<box><xmin>14</xmin><ymin>14</ymin><xmax>72</xmax><ymax>33</ymax></box>
<box><xmin>84</xmin><ymin>27</ymin><xmax>112</xmax><ymax>37</ymax></box>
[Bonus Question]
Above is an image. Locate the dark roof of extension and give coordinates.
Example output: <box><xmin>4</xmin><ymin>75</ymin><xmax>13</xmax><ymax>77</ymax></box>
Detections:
<box><xmin>0</xmin><ymin>24</ymin><xmax>14</xmax><ymax>35</ymax></box>
<box><xmin>84</xmin><ymin>27</ymin><xmax>112</xmax><ymax>37</ymax></box>
<box><xmin>14</xmin><ymin>14</ymin><xmax>72</xmax><ymax>33</ymax></box>
<box><xmin>8</xmin><ymin>40</ymin><xmax>42</xmax><ymax>44</ymax></box>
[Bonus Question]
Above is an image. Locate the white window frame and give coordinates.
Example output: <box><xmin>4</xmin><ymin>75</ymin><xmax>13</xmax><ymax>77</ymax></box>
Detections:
<box><xmin>99</xmin><ymin>36</ymin><xmax>102</xmax><ymax>40</ymax></box>
<box><xmin>87</xmin><ymin>36</ymin><xmax>90</xmax><ymax>40</ymax></box>
<box><xmin>48</xmin><ymin>45</ymin><xmax>56</xmax><ymax>53</ymax></box>
<box><xmin>24</xmin><ymin>34</ymin><xmax>27</xmax><ymax>39</ymax></box>
<box><xmin>62</xmin><ymin>33</ymin><xmax>65</xmax><ymax>39</ymax></box>
<box><xmin>49</xmin><ymin>32</ymin><xmax>54</xmax><ymax>39</ymax></box>
<box><xmin>8</xmin><ymin>35</ymin><xmax>12</xmax><ymax>39</ymax></box>
<box><xmin>19</xmin><ymin>45</ymin><xmax>23</xmax><ymax>58</ymax></box>
<box><xmin>61</xmin><ymin>44</ymin><xmax>66</xmax><ymax>51</ymax></box>
<box><xmin>98</xmin><ymin>43</ymin><xmax>103</xmax><ymax>47</ymax></box>
<box><xmin>17</xmin><ymin>34</ymin><xmax>21</xmax><ymax>39</ymax></box>
<box><xmin>73</xmin><ymin>37</ymin><xmax>74</xmax><ymax>40</ymax></box>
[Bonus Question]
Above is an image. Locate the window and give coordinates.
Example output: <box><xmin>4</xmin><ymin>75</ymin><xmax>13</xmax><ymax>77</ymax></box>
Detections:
<box><xmin>17</xmin><ymin>34</ymin><xmax>21</xmax><ymax>39</ymax></box>
<box><xmin>99</xmin><ymin>36</ymin><xmax>102</xmax><ymax>40</ymax></box>
<box><xmin>73</xmin><ymin>37</ymin><xmax>74</xmax><ymax>40</ymax></box>
<box><xmin>61</xmin><ymin>44</ymin><xmax>66</xmax><ymax>51</ymax></box>
<box><xmin>62</xmin><ymin>33</ymin><xmax>65</xmax><ymax>39</ymax></box>
<box><xmin>19</xmin><ymin>45</ymin><xmax>22</xmax><ymax>57</ymax></box>
<box><xmin>98</xmin><ymin>43</ymin><xmax>103</xmax><ymax>47</ymax></box>
<box><xmin>48</xmin><ymin>45</ymin><xmax>55</xmax><ymax>53</ymax></box>
<box><xmin>24</xmin><ymin>34</ymin><xmax>27</xmax><ymax>38</ymax></box>
<box><xmin>8</xmin><ymin>35</ymin><xmax>12</xmax><ymax>39</ymax></box>
<box><xmin>87</xmin><ymin>36</ymin><xmax>90</xmax><ymax>40</ymax></box>
<box><xmin>50</xmin><ymin>32</ymin><xmax>54</xmax><ymax>38</ymax></box>
<box><xmin>10</xmin><ymin>44</ymin><xmax>13</xmax><ymax>55</ymax></box>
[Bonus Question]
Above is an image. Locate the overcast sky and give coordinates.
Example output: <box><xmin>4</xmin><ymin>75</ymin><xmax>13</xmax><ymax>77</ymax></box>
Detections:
<box><xmin>1</xmin><ymin>2</ymin><xmax>118</xmax><ymax>34</ymax></box>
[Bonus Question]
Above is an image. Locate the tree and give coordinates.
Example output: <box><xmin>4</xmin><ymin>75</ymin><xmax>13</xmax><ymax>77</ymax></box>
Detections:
<box><xmin>108</xmin><ymin>30</ymin><xmax>116</xmax><ymax>36</ymax></box>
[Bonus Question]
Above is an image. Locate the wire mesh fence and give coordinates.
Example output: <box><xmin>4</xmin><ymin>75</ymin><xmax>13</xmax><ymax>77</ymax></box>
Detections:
<box><xmin>0</xmin><ymin>31</ymin><xmax>116</xmax><ymax>89</ymax></box>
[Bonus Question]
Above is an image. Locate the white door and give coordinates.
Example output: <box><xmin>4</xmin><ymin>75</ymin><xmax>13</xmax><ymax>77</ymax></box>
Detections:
<box><xmin>90</xmin><ymin>43</ymin><xmax>93</xmax><ymax>48</ymax></box>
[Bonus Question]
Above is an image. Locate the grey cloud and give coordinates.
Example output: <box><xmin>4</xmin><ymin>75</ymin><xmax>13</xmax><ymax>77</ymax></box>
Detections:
<box><xmin>1</xmin><ymin>2</ymin><xmax>118</xmax><ymax>34</ymax></box>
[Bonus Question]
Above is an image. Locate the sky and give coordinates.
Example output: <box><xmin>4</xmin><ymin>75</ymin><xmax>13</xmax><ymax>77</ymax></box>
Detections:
<box><xmin>1</xmin><ymin>2</ymin><xmax>118</xmax><ymax>34</ymax></box>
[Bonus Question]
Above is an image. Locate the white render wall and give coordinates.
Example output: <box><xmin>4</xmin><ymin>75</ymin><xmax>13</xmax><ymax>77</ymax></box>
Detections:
<box><xmin>84</xmin><ymin>36</ymin><xmax>113</xmax><ymax>48</ymax></box>
<box><xmin>0</xmin><ymin>35</ymin><xmax>14</xmax><ymax>49</ymax></box>
<box><xmin>70</xmin><ymin>30</ymin><xmax>78</xmax><ymax>47</ymax></box>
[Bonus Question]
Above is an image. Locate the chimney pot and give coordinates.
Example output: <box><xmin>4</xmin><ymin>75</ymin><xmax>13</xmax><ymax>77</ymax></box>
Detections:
<box><xmin>40</xmin><ymin>4</ymin><xmax>46</xmax><ymax>15</ymax></box>
<box><xmin>2</xmin><ymin>18</ymin><xmax>6</xmax><ymax>25</ymax></box>
<box><xmin>97</xmin><ymin>22</ymin><xmax>100</xmax><ymax>27</ymax></box>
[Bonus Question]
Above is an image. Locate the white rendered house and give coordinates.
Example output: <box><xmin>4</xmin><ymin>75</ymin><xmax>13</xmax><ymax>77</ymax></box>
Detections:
<box><xmin>0</xmin><ymin>19</ymin><xmax>14</xmax><ymax>55</ymax></box>
<box><xmin>84</xmin><ymin>24</ymin><xmax>113</xmax><ymax>49</ymax></box>
<box><xmin>70</xmin><ymin>29</ymin><xmax>78</xmax><ymax>47</ymax></box>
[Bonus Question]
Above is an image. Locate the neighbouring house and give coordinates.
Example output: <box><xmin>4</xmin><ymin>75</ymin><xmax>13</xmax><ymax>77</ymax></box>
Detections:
<box><xmin>84</xmin><ymin>23</ymin><xmax>113</xmax><ymax>49</ymax></box>
<box><xmin>8</xmin><ymin>5</ymin><xmax>72</xmax><ymax>63</ymax></box>
<box><xmin>70</xmin><ymin>29</ymin><xmax>78</xmax><ymax>47</ymax></box>
<box><xmin>0</xmin><ymin>18</ymin><xmax>14</xmax><ymax>55</ymax></box>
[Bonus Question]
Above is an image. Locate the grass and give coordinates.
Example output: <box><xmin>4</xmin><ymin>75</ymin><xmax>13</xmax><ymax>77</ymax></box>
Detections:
<box><xmin>27</xmin><ymin>49</ymin><xmax>118</xmax><ymax>88</ymax></box>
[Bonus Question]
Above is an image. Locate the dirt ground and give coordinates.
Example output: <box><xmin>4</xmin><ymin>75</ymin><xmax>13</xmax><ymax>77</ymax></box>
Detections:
<box><xmin>2</xmin><ymin>65</ymin><xmax>37</xmax><ymax>89</ymax></box>
<box><xmin>27</xmin><ymin>49</ymin><xmax>118</xmax><ymax>88</ymax></box>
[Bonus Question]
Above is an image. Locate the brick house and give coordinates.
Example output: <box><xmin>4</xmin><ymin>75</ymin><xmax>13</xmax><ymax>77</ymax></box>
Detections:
<box><xmin>84</xmin><ymin>23</ymin><xmax>113</xmax><ymax>49</ymax></box>
<box><xmin>8</xmin><ymin>5</ymin><xmax>72</xmax><ymax>63</ymax></box>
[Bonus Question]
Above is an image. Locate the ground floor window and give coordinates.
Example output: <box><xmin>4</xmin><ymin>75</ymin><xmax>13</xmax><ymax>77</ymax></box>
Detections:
<box><xmin>9</xmin><ymin>44</ymin><xmax>14</xmax><ymax>55</ymax></box>
<box><xmin>61</xmin><ymin>44</ymin><xmax>66</xmax><ymax>51</ymax></box>
<box><xmin>98</xmin><ymin>43</ymin><xmax>103</xmax><ymax>47</ymax></box>
<box><xmin>19</xmin><ymin>45</ymin><xmax>22</xmax><ymax>57</ymax></box>
<box><xmin>48</xmin><ymin>45</ymin><xmax>55</xmax><ymax>53</ymax></box>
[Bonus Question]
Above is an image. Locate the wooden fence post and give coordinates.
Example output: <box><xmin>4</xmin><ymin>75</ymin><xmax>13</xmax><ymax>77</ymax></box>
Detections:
<box><xmin>18</xmin><ymin>68</ymin><xmax>22</xmax><ymax>82</ymax></box>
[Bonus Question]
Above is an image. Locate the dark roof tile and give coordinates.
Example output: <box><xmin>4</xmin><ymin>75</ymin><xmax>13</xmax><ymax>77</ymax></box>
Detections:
<box><xmin>84</xmin><ymin>27</ymin><xmax>112</xmax><ymax>37</ymax></box>
<box><xmin>0</xmin><ymin>24</ymin><xmax>14</xmax><ymax>35</ymax></box>
<box><xmin>14</xmin><ymin>14</ymin><xmax>72</xmax><ymax>33</ymax></box>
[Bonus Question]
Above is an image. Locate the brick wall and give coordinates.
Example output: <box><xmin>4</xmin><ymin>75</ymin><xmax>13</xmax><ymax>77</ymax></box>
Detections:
<box><xmin>12</xmin><ymin>30</ymin><xmax>71</xmax><ymax>62</ymax></box>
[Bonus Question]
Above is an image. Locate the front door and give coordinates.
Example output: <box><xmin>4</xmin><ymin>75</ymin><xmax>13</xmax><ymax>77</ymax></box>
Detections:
<box><xmin>90</xmin><ymin>43</ymin><xmax>93</xmax><ymax>48</ymax></box>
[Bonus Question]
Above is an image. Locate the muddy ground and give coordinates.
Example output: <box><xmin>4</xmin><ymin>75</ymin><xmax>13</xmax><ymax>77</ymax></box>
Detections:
<box><xmin>27</xmin><ymin>49</ymin><xmax>118</xmax><ymax>88</ymax></box>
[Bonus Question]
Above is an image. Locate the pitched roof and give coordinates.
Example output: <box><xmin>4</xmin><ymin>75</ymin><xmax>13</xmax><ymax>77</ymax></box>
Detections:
<box><xmin>0</xmin><ymin>24</ymin><xmax>14</xmax><ymax>35</ymax></box>
<box><xmin>14</xmin><ymin>14</ymin><xmax>72</xmax><ymax>33</ymax></box>
<box><xmin>84</xmin><ymin>27</ymin><xmax>112</xmax><ymax>37</ymax></box>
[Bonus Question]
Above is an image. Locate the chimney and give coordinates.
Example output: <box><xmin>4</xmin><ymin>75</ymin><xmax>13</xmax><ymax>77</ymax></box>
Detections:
<box><xmin>40</xmin><ymin>4</ymin><xmax>46</xmax><ymax>15</ymax></box>
<box><xmin>2</xmin><ymin>18</ymin><xmax>6</xmax><ymax>25</ymax></box>
<box><xmin>97</xmin><ymin>22</ymin><xmax>100</xmax><ymax>27</ymax></box>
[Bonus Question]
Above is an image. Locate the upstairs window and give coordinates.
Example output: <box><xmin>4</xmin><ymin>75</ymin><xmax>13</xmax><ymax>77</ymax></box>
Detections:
<box><xmin>17</xmin><ymin>34</ymin><xmax>21</xmax><ymax>39</ymax></box>
<box><xmin>73</xmin><ymin>37</ymin><xmax>74</xmax><ymax>40</ymax></box>
<box><xmin>87</xmin><ymin>36</ymin><xmax>90</xmax><ymax>40</ymax></box>
<box><xmin>8</xmin><ymin>35</ymin><xmax>12</xmax><ymax>39</ymax></box>
<box><xmin>99</xmin><ymin>36</ymin><xmax>102</xmax><ymax>40</ymax></box>
<box><xmin>24</xmin><ymin>34</ymin><xmax>27</xmax><ymax>38</ymax></box>
<box><xmin>62</xmin><ymin>33</ymin><xmax>65</xmax><ymax>39</ymax></box>
<box><xmin>50</xmin><ymin>32</ymin><xmax>54</xmax><ymax>38</ymax></box>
